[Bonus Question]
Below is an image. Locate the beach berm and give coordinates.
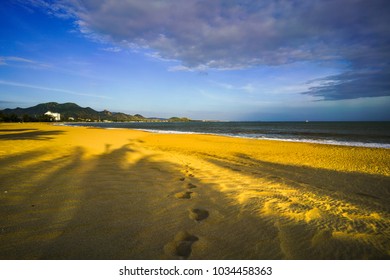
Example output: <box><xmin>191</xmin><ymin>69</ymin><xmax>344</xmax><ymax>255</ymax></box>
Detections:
<box><xmin>0</xmin><ymin>123</ymin><xmax>389</xmax><ymax>259</ymax></box>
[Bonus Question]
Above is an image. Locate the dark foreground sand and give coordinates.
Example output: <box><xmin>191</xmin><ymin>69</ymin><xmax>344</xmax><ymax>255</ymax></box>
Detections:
<box><xmin>0</xmin><ymin>123</ymin><xmax>389</xmax><ymax>259</ymax></box>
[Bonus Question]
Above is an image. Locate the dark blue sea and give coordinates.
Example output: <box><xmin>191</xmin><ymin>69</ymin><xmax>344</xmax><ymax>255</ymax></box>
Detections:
<box><xmin>65</xmin><ymin>121</ymin><xmax>390</xmax><ymax>148</ymax></box>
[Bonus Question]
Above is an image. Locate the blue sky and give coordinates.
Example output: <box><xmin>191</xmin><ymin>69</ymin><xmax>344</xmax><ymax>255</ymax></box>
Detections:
<box><xmin>1</xmin><ymin>0</ymin><xmax>389</xmax><ymax>121</ymax></box>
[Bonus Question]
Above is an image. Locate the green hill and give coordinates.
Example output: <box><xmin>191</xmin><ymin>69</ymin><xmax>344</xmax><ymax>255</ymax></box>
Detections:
<box><xmin>0</xmin><ymin>102</ymin><xmax>191</xmax><ymax>122</ymax></box>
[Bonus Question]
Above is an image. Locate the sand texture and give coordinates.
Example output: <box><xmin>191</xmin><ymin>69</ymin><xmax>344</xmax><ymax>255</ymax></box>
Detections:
<box><xmin>0</xmin><ymin>123</ymin><xmax>389</xmax><ymax>259</ymax></box>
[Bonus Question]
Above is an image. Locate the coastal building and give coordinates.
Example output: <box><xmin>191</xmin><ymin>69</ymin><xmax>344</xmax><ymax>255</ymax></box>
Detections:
<box><xmin>44</xmin><ymin>111</ymin><xmax>61</xmax><ymax>121</ymax></box>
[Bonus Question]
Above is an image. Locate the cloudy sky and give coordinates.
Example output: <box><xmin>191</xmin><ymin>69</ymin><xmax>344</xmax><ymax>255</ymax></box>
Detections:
<box><xmin>1</xmin><ymin>0</ymin><xmax>389</xmax><ymax>120</ymax></box>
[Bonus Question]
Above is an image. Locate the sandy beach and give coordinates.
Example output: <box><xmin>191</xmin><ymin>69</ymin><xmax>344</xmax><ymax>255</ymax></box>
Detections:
<box><xmin>0</xmin><ymin>122</ymin><xmax>389</xmax><ymax>259</ymax></box>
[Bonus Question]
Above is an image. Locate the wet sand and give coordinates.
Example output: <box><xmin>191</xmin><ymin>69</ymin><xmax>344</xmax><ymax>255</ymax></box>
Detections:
<box><xmin>0</xmin><ymin>123</ymin><xmax>389</xmax><ymax>259</ymax></box>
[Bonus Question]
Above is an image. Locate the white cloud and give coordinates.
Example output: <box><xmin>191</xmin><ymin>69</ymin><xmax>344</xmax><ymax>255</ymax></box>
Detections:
<box><xmin>0</xmin><ymin>56</ymin><xmax>50</xmax><ymax>68</ymax></box>
<box><xmin>0</xmin><ymin>80</ymin><xmax>111</xmax><ymax>99</ymax></box>
<box><xmin>211</xmin><ymin>81</ymin><xmax>256</xmax><ymax>93</ymax></box>
<box><xmin>100</xmin><ymin>47</ymin><xmax>122</xmax><ymax>52</ymax></box>
<box><xmin>23</xmin><ymin>0</ymin><xmax>390</xmax><ymax>99</ymax></box>
<box><xmin>24</xmin><ymin>1</ymin><xmax>388</xmax><ymax>67</ymax></box>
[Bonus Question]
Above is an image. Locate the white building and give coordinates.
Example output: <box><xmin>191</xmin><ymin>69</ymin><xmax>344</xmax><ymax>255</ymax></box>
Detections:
<box><xmin>44</xmin><ymin>111</ymin><xmax>61</xmax><ymax>121</ymax></box>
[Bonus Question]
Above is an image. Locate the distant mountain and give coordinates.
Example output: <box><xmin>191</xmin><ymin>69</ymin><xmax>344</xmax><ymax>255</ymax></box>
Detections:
<box><xmin>1</xmin><ymin>102</ymin><xmax>99</xmax><ymax>120</ymax></box>
<box><xmin>0</xmin><ymin>102</ymin><xmax>190</xmax><ymax>122</ymax></box>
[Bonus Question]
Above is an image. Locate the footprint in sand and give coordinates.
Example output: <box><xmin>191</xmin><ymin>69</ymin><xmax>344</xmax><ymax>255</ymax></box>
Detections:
<box><xmin>164</xmin><ymin>231</ymin><xmax>199</xmax><ymax>259</ymax></box>
<box><xmin>174</xmin><ymin>191</ymin><xmax>193</xmax><ymax>199</ymax></box>
<box><xmin>189</xmin><ymin>208</ymin><xmax>209</xmax><ymax>222</ymax></box>
<box><xmin>187</xmin><ymin>183</ymin><xmax>197</xmax><ymax>189</ymax></box>
<box><xmin>179</xmin><ymin>177</ymin><xmax>186</xmax><ymax>181</ymax></box>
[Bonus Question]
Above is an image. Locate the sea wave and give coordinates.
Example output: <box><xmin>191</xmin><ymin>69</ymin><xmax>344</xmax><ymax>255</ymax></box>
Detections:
<box><xmin>134</xmin><ymin>128</ymin><xmax>390</xmax><ymax>149</ymax></box>
<box><xmin>60</xmin><ymin>123</ymin><xmax>390</xmax><ymax>149</ymax></box>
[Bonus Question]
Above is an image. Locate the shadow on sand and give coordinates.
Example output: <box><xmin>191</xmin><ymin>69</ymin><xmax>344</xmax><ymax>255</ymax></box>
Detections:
<box><xmin>202</xmin><ymin>152</ymin><xmax>390</xmax><ymax>259</ymax></box>
<box><xmin>0</xmin><ymin>141</ymin><xmax>389</xmax><ymax>260</ymax></box>
<box><xmin>1</xmin><ymin>142</ymin><xmax>236</xmax><ymax>259</ymax></box>
<box><xmin>208</xmin><ymin>152</ymin><xmax>390</xmax><ymax>212</ymax></box>
<box><xmin>0</xmin><ymin>129</ymin><xmax>65</xmax><ymax>140</ymax></box>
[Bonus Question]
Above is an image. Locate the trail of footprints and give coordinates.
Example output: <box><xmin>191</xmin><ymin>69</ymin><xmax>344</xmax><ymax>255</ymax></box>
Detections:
<box><xmin>164</xmin><ymin>160</ymin><xmax>390</xmax><ymax>259</ymax></box>
<box><xmin>165</xmin><ymin>164</ymin><xmax>209</xmax><ymax>259</ymax></box>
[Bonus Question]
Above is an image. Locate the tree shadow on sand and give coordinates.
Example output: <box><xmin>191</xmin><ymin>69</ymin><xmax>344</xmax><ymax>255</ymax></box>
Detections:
<box><xmin>202</xmin><ymin>153</ymin><xmax>390</xmax><ymax>259</ymax></box>
<box><xmin>1</xmin><ymin>142</ymin><xmax>241</xmax><ymax>259</ymax></box>
<box><xmin>209</xmin><ymin>153</ymin><xmax>390</xmax><ymax>211</ymax></box>
<box><xmin>0</xmin><ymin>129</ymin><xmax>38</xmax><ymax>132</ymax></box>
<box><xmin>1</xmin><ymin>142</ymin><xmax>389</xmax><ymax>260</ymax></box>
<box><xmin>0</xmin><ymin>129</ymin><xmax>65</xmax><ymax>140</ymax></box>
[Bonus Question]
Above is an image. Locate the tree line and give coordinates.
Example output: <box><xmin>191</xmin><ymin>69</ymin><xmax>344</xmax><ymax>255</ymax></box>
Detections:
<box><xmin>0</xmin><ymin>112</ymin><xmax>55</xmax><ymax>122</ymax></box>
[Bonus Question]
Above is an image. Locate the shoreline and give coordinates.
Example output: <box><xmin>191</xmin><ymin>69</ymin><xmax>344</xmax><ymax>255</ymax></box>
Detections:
<box><xmin>58</xmin><ymin>122</ymin><xmax>390</xmax><ymax>149</ymax></box>
<box><xmin>1</xmin><ymin>122</ymin><xmax>389</xmax><ymax>259</ymax></box>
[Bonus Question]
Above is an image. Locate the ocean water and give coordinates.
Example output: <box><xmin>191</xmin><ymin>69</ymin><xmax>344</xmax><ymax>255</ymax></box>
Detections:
<box><xmin>67</xmin><ymin>121</ymin><xmax>390</xmax><ymax>148</ymax></box>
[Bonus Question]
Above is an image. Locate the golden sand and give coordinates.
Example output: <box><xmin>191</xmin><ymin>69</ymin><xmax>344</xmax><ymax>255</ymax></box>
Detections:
<box><xmin>0</xmin><ymin>123</ymin><xmax>389</xmax><ymax>259</ymax></box>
